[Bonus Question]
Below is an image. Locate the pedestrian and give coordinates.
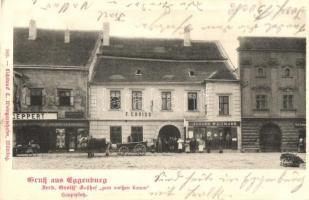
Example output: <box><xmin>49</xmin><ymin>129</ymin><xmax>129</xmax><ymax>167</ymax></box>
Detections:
<box><xmin>169</xmin><ymin>138</ymin><xmax>174</xmax><ymax>152</ymax></box>
<box><xmin>298</xmin><ymin>137</ymin><xmax>304</xmax><ymax>153</ymax></box>
<box><xmin>157</xmin><ymin>138</ymin><xmax>162</xmax><ymax>153</ymax></box>
<box><xmin>225</xmin><ymin>133</ymin><xmax>231</xmax><ymax>149</ymax></box>
<box><xmin>198</xmin><ymin>138</ymin><xmax>204</xmax><ymax>152</ymax></box>
<box><xmin>128</xmin><ymin>135</ymin><xmax>132</xmax><ymax>143</ymax></box>
<box><xmin>219</xmin><ymin>132</ymin><xmax>223</xmax><ymax>153</ymax></box>
<box><xmin>177</xmin><ymin>138</ymin><xmax>183</xmax><ymax>153</ymax></box>
<box><xmin>173</xmin><ymin>137</ymin><xmax>178</xmax><ymax>152</ymax></box>
<box><xmin>206</xmin><ymin>131</ymin><xmax>212</xmax><ymax>153</ymax></box>
<box><xmin>185</xmin><ymin>139</ymin><xmax>190</xmax><ymax>153</ymax></box>
<box><xmin>164</xmin><ymin>139</ymin><xmax>168</xmax><ymax>152</ymax></box>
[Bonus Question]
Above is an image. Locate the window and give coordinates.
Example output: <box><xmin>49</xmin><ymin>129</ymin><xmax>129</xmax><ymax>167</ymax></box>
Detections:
<box><xmin>110</xmin><ymin>126</ymin><xmax>122</xmax><ymax>144</ymax></box>
<box><xmin>256</xmin><ymin>95</ymin><xmax>267</xmax><ymax>110</ymax></box>
<box><xmin>161</xmin><ymin>92</ymin><xmax>171</xmax><ymax>110</ymax></box>
<box><xmin>189</xmin><ymin>71</ymin><xmax>195</xmax><ymax>77</ymax></box>
<box><xmin>283</xmin><ymin>67</ymin><xmax>291</xmax><ymax>77</ymax></box>
<box><xmin>132</xmin><ymin>91</ymin><xmax>142</xmax><ymax>110</ymax></box>
<box><xmin>257</xmin><ymin>68</ymin><xmax>265</xmax><ymax>77</ymax></box>
<box><xmin>219</xmin><ymin>96</ymin><xmax>229</xmax><ymax>115</ymax></box>
<box><xmin>283</xmin><ymin>95</ymin><xmax>294</xmax><ymax>110</ymax></box>
<box><xmin>135</xmin><ymin>69</ymin><xmax>142</xmax><ymax>75</ymax></box>
<box><xmin>110</xmin><ymin>90</ymin><xmax>121</xmax><ymax>109</ymax></box>
<box><xmin>58</xmin><ymin>89</ymin><xmax>72</xmax><ymax>106</ymax></box>
<box><xmin>131</xmin><ymin>127</ymin><xmax>143</xmax><ymax>142</ymax></box>
<box><xmin>30</xmin><ymin>88</ymin><xmax>43</xmax><ymax>106</ymax></box>
<box><xmin>188</xmin><ymin>92</ymin><xmax>197</xmax><ymax>111</ymax></box>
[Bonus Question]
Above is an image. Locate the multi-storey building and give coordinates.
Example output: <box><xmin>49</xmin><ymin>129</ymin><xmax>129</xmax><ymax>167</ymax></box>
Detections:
<box><xmin>13</xmin><ymin>21</ymin><xmax>99</xmax><ymax>152</ymax></box>
<box><xmin>89</xmin><ymin>27</ymin><xmax>241</xmax><ymax>151</ymax></box>
<box><xmin>239</xmin><ymin>37</ymin><xmax>306</xmax><ymax>152</ymax></box>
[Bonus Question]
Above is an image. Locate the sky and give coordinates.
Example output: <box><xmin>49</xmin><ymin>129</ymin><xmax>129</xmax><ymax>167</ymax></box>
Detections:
<box><xmin>6</xmin><ymin>0</ymin><xmax>307</xmax><ymax>67</ymax></box>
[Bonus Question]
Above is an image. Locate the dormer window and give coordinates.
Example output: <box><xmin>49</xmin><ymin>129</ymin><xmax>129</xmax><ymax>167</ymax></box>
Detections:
<box><xmin>135</xmin><ymin>69</ymin><xmax>142</xmax><ymax>76</ymax></box>
<box><xmin>189</xmin><ymin>71</ymin><xmax>195</xmax><ymax>77</ymax></box>
<box><xmin>282</xmin><ymin>66</ymin><xmax>292</xmax><ymax>78</ymax></box>
<box><xmin>284</xmin><ymin>68</ymin><xmax>290</xmax><ymax>77</ymax></box>
<box><xmin>256</xmin><ymin>67</ymin><xmax>265</xmax><ymax>78</ymax></box>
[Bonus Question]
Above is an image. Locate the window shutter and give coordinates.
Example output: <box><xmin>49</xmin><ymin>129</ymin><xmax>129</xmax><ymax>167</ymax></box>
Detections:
<box><xmin>70</xmin><ymin>90</ymin><xmax>75</xmax><ymax>106</ymax></box>
<box><xmin>55</xmin><ymin>89</ymin><xmax>59</xmax><ymax>106</ymax></box>
<box><xmin>26</xmin><ymin>97</ymin><xmax>31</xmax><ymax>106</ymax></box>
<box><xmin>25</xmin><ymin>87</ymin><xmax>30</xmax><ymax>106</ymax></box>
<box><xmin>42</xmin><ymin>89</ymin><xmax>47</xmax><ymax>105</ymax></box>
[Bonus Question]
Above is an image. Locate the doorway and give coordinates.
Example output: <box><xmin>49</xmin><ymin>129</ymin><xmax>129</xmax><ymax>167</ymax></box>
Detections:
<box><xmin>260</xmin><ymin>123</ymin><xmax>282</xmax><ymax>152</ymax></box>
<box><xmin>158</xmin><ymin>125</ymin><xmax>181</xmax><ymax>152</ymax></box>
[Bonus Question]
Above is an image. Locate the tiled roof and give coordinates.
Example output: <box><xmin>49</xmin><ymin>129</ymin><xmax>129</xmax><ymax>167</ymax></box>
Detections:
<box><xmin>99</xmin><ymin>37</ymin><xmax>227</xmax><ymax>60</ymax></box>
<box><xmin>91</xmin><ymin>56</ymin><xmax>237</xmax><ymax>83</ymax></box>
<box><xmin>238</xmin><ymin>37</ymin><xmax>306</xmax><ymax>52</ymax></box>
<box><xmin>14</xmin><ymin>28</ymin><xmax>99</xmax><ymax>66</ymax></box>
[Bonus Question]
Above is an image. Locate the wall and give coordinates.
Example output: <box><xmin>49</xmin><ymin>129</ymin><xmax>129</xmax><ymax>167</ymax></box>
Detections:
<box><xmin>240</xmin><ymin>51</ymin><xmax>306</xmax><ymax>118</ymax></box>
<box><xmin>14</xmin><ymin>68</ymin><xmax>88</xmax><ymax>119</ymax></box>
<box><xmin>89</xmin><ymin>81</ymin><xmax>241</xmax><ymax>140</ymax></box>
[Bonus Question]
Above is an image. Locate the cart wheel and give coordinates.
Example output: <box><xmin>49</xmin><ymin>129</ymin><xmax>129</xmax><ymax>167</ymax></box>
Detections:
<box><xmin>118</xmin><ymin>146</ymin><xmax>129</xmax><ymax>156</ymax></box>
<box><xmin>134</xmin><ymin>144</ymin><xmax>146</xmax><ymax>156</ymax></box>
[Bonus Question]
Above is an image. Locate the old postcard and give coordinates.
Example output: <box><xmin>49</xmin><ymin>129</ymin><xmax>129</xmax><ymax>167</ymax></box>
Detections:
<box><xmin>0</xmin><ymin>0</ymin><xmax>308</xmax><ymax>199</ymax></box>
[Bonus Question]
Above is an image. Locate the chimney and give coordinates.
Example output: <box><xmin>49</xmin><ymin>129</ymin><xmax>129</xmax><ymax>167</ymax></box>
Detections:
<box><xmin>28</xmin><ymin>19</ymin><xmax>37</xmax><ymax>40</ymax></box>
<box><xmin>64</xmin><ymin>28</ymin><xmax>70</xmax><ymax>43</ymax></box>
<box><xmin>102</xmin><ymin>22</ymin><xmax>110</xmax><ymax>46</ymax></box>
<box><xmin>183</xmin><ymin>25</ymin><xmax>192</xmax><ymax>47</ymax></box>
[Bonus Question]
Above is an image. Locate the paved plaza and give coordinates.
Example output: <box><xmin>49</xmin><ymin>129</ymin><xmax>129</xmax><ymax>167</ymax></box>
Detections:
<box><xmin>13</xmin><ymin>152</ymin><xmax>306</xmax><ymax>169</ymax></box>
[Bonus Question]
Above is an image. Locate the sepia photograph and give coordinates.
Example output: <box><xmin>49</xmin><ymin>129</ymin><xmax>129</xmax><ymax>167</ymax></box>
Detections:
<box><xmin>1</xmin><ymin>0</ymin><xmax>307</xmax><ymax>199</ymax></box>
<box><xmin>12</xmin><ymin>22</ymin><xmax>306</xmax><ymax>169</ymax></box>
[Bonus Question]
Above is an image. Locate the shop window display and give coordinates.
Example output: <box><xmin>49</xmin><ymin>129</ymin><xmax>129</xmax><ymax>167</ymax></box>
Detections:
<box><xmin>56</xmin><ymin>129</ymin><xmax>66</xmax><ymax>149</ymax></box>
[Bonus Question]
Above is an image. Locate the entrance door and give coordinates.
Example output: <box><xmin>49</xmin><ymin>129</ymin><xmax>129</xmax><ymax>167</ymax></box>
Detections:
<box><xmin>158</xmin><ymin>125</ymin><xmax>181</xmax><ymax>152</ymax></box>
<box><xmin>17</xmin><ymin>126</ymin><xmax>50</xmax><ymax>153</ymax></box>
<box><xmin>260</xmin><ymin>123</ymin><xmax>282</xmax><ymax>152</ymax></box>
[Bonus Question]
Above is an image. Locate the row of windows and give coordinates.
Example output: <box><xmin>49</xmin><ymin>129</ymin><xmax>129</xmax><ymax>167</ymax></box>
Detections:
<box><xmin>110</xmin><ymin>126</ymin><xmax>143</xmax><ymax>144</ymax></box>
<box><xmin>256</xmin><ymin>67</ymin><xmax>293</xmax><ymax>78</ymax></box>
<box><xmin>255</xmin><ymin>94</ymin><xmax>295</xmax><ymax>110</ymax></box>
<box><xmin>29</xmin><ymin>88</ymin><xmax>73</xmax><ymax>106</ymax></box>
<box><xmin>109</xmin><ymin>90</ymin><xmax>230</xmax><ymax>115</ymax></box>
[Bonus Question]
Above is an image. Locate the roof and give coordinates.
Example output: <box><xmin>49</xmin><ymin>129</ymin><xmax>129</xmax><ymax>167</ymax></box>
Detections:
<box><xmin>14</xmin><ymin>28</ymin><xmax>99</xmax><ymax>66</ymax></box>
<box><xmin>238</xmin><ymin>37</ymin><xmax>306</xmax><ymax>52</ymax></box>
<box><xmin>99</xmin><ymin>37</ymin><xmax>227</xmax><ymax>60</ymax></box>
<box><xmin>92</xmin><ymin>56</ymin><xmax>237</xmax><ymax>84</ymax></box>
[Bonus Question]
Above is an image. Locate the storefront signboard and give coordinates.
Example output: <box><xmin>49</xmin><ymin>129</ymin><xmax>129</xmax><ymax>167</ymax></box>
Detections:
<box><xmin>188</xmin><ymin>121</ymin><xmax>240</xmax><ymax>127</ymax></box>
<box><xmin>294</xmin><ymin>121</ymin><xmax>306</xmax><ymax>127</ymax></box>
<box><xmin>13</xmin><ymin>112</ymin><xmax>58</xmax><ymax>120</ymax></box>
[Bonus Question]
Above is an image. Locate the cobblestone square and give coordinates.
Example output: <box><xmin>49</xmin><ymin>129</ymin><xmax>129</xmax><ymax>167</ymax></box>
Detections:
<box><xmin>13</xmin><ymin>152</ymin><xmax>306</xmax><ymax>169</ymax></box>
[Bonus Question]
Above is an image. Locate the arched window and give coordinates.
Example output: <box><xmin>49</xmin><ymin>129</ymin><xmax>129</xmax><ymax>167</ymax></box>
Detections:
<box><xmin>257</xmin><ymin>68</ymin><xmax>264</xmax><ymax>77</ymax></box>
<box><xmin>284</xmin><ymin>67</ymin><xmax>291</xmax><ymax>77</ymax></box>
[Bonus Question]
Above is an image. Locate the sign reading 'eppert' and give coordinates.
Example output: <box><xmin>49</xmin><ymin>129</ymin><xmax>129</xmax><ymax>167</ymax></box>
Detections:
<box><xmin>13</xmin><ymin>113</ymin><xmax>58</xmax><ymax>120</ymax></box>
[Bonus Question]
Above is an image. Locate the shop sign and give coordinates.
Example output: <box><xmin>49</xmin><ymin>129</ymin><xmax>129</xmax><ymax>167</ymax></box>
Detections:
<box><xmin>65</xmin><ymin>111</ymin><xmax>84</xmax><ymax>119</ymax></box>
<box><xmin>189</xmin><ymin>121</ymin><xmax>240</xmax><ymax>127</ymax></box>
<box><xmin>13</xmin><ymin>112</ymin><xmax>57</xmax><ymax>120</ymax></box>
<box><xmin>294</xmin><ymin>121</ymin><xmax>306</xmax><ymax>127</ymax></box>
<box><xmin>125</xmin><ymin>111</ymin><xmax>151</xmax><ymax>117</ymax></box>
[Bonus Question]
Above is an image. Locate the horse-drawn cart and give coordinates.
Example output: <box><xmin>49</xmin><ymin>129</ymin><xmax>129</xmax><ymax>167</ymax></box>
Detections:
<box><xmin>116</xmin><ymin>141</ymin><xmax>147</xmax><ymax>156</ymax></box>
<box><xmin>79</xmin><ymin>137</ymin><xmax>147</xmax><ymax>158</ymax></box>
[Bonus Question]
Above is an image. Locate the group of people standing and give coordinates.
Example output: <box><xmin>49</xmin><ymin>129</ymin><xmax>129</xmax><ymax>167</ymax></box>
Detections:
<box><xmin>154</xmin><ymin>132</ymin><xmax>233</xmax><ymax>153</ymax></box>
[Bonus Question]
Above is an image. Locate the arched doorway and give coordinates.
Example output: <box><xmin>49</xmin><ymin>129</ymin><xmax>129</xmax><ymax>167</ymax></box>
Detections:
<box><xmin>158</xmin><ymin>125</ymin><xmax>181</xmax><ymax>152</ymax></box>
<box><xmin>260</xmin><ymin>123</ymin><xmax>282</xmax><ymax>152</ymax></box>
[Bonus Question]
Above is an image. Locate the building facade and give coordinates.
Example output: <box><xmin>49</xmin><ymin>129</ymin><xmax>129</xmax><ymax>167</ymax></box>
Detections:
<box><xmin>239</xmin><ymin>37</ymin><xmax>306</xmax><ymax>152</ymax></box>
<box><xmin>89</xmin><ymin>29</ymin><xmax>241</xmax><ymax>151</ymax></box>
<box><xmin>13</xmin><ymin>22</ymin><xmax>99</xmax><ymax>152</ymax></box>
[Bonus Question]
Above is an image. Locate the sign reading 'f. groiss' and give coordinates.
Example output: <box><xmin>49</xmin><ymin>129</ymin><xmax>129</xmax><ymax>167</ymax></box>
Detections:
<box><xmin>13</xmin><ymin>113</ymin><xmax>58</xmax><ymax>120</ymax></box>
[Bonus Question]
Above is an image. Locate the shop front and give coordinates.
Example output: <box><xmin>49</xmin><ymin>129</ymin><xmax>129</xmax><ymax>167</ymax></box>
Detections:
<box><xmin>13</xmin><ymin>112</ymin><xmax>88</xmax><ymax>153</ymax></box>
<box><xmin>187</xmin><ymin>121</ymin><xmax>241</xmax><ymax>150</ymax></box>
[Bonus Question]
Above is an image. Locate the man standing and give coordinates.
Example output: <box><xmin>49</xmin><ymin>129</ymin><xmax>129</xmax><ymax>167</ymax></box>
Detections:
<box><xmin>206</xmin><ymin>131</ymin><xmax>212</xmax><ymax>153</ymax></box>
